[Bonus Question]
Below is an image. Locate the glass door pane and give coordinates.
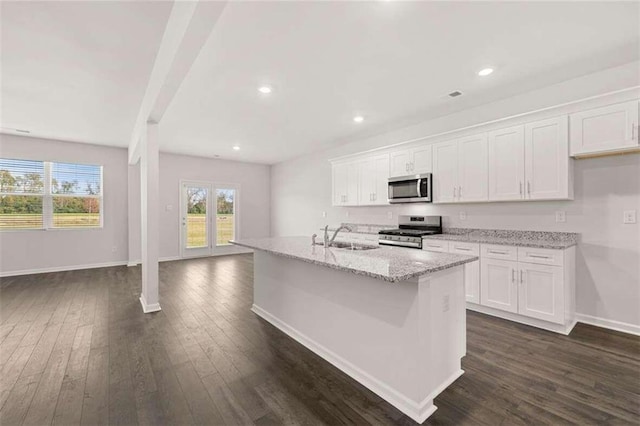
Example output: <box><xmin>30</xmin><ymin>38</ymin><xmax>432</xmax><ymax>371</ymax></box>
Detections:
<box><xmin>181</xmin><ymin>183</ymin><xmax>212</xmax><ymax>258</ymax></box>
<box><xmin>216</xmin><ymin>188</ymin><xmax>235</xmax><ymax>246</ymax></box>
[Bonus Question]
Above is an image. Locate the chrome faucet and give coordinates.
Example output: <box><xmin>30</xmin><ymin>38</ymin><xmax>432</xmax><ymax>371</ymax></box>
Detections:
<box><xmin>323</xmin><ymin>224</ymin><xmax>353</xmax><ymax>247</ymax></box>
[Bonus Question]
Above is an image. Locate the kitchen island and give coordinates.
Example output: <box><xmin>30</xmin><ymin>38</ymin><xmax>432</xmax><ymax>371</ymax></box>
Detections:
<box><xmin>232</xmin><ymin>237</ymin><xmax>477</xmax><ymax>423</ymax></box>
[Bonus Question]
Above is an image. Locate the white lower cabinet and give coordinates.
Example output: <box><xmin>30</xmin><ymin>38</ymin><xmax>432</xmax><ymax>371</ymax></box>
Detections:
<box><xmin>424</xmin><ymin>239</ymin><xmax>480</xmax><ymax>304</ymax></box>
<box><xmin>425</xmin><ymin>239</ymin><xmax>575</xmax><ymax>334</ymax></box>
<box><xmin>480</xmin><ymin>258</ymin><xmax>518</xmax><ymax>313</ymax></box>
<box><xmin>518</xmin><ymin>263</ymin><xmax>564</xmax><ymax>324</ymax></box>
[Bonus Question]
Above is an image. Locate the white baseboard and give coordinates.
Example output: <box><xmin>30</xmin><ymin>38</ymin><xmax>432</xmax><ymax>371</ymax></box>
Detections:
<box><xmin>0</xmin><ymin>261</ymin><xmax>128</xmax><ymax>277</ymax></box>
<box><xmin>466</xmin><ymin>303</ymin><xmax>576</xmax><ymax>335</ymax></box>
<box><xmin>575</xmin><ymin>313</ymin><xmax>640</xmax><ymax>336</ymax></box>
<box><xmin>252</xmin><ymin>304</ymin><xmax>446</xmax><ymax>424</ymax></box>
<box><xmin>139</xmin><ymin>294</ymin><xmax>161</xmax><ymax>314</ymax></box>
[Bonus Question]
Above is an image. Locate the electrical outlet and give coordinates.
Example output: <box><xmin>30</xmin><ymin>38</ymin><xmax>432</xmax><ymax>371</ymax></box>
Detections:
<box><xmin>321</xmin><ymin>211</ymin><xmax>326</xmax><ymax>218</ymax></box>
<box><xmin>623</xmin><ymin>210</ymin><xmax>637</xmax><ymax>224</ymax></box>
<box><xmin>442</xmin><ymin>295</ymin><xmax>450</xmax><ymax>312</ymax></box>
<box><xmin>345</xmin><ymin>211</ymin><xmax>350</xmax><ymax>218</ymax></box>
<box><xmin>387</xmin><ymin>211</ymin><xmax>393</xmax><ymax>219</ymax></box>
<box><xmin>459</xmin><ymin>211</ymin><xmax>467</xmax><ymax>221</ymax></box>
<box><xmin>555</xmin><ymin>211</ymin><xmax>566</xmax><ymax>223</ymax></box>
<box><xmin>166</xmin><ymin>204</ymin><xmax>173</xmax><ymax>211</ymax></box>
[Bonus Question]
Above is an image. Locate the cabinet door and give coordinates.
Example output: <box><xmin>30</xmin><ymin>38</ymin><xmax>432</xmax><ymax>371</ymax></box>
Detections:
<box><xmin>480</xmin><ymin>258</ymin><xmax>518</xmax><ymax>313</ymax></box>
<box><xmin>357</xmin><ymin>159</ymin><xmax>374</xmax><ymax>206</ymax></box>
<box><xmin>389</xmin><ymin>150</ymin><xmax>412</xmax><ymax>177</ymax></box>
<box><xmin>411</xmin><ymin>145</ymin><xmax>433</xmax><ymax>174</ymax></box>
<box><xmin>488</xmin><ymin>125</ymin><xmax>525</xmax><ymax>201</ymax></box>
<box><xmin>345</xmin><ymin>162</ymin><xmax>359</xmax><ymax>206</ymax></box>
<box><xmin>432</xmin><ymin>140</ymin><xmax>458</xmax><ymax>203</ymax></box>
<box><xmin>524</xmin><ymin>116</ymin><xmax>570</xmax><ymax>200</ymax></box>
<box><xmin>457</xmin><ymin>133</ymin><xmax>488</xmax><ymax>202</ymax></box>
<box><xmin>332</xmin><ymin>163</ymin><xmax>348</xmax><ymax>206</ymax></box>
<box><xmin>570</xmin><ymin>100</ymin><xmax>639</xmax><ymax>156</ymax></box>
<box><xmin>372</xmin><ymin>154</ymin><xmax>390</xmax><ymax>205</ymax></box>
<box><xmin>450</xmin><ymin>243</ymin><xmax>480</xmax><ymax>304</ymax></box>
<box><xmin>518</xmin><ymin>263</ymin><xmax>564</xmax><ymax>324</ymax></box>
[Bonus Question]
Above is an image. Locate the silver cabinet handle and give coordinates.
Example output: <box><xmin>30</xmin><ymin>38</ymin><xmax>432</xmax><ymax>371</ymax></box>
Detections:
<box><xmin>453</xmin><ymin>186</ymin><xmax>456</xmax><ymax>199</ymax></box>
<box><xmin>406</xmin><ymin>163</ymin><xmax>409</xmax><ymax>172</ymax></box>
<box><xmin>520</xmin><ymin>270</ymin><xmax>524</xmax><ymax>283</ymax></box>
<box><xmin>511</xmin><ymin>269</ymin><xmax>515</xmax><ymax>283</ymax></box>
<box><xmin>529</xmin><ymin>254</ymin><xmax>550</xmax><ymax>259</ymax></box>
<box><xmin>458</xmin><ymin>186</ymin><xmax>462</xmax><ymax>199</ymax></box>
<box><xmin>488</xmin><ymin>250</ymin><xmax>508</xmax><ymax>255</ymax></box>
<box><xmin>632</xmin><ymin>124</ymin><xmax>638</xmax><ymax>140</ymax></box>
<box><xmin>527</xmin><ymin>181</ymin><xmax>531</xmax><ymax>195</ymax></box>
<box><xmin>411</xmin><ymin>162</ymin><xmax>415</xmax><ymax>171</ymax></box>
<box><xmin>519</xmin><ymin>181</ymin><xmax>523</xmax><ymax>196</ymax></box>
<box><xmin>454</xmin><ymin>247</ymin><xmax>471</xmax><ymax>251</ymax></box>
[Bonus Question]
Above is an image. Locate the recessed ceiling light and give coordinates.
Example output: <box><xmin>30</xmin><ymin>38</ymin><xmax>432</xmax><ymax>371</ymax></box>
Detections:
<box><xmin>258</xmin><ymin>86</ymin><xmax>272</xmax><ymax>94</ymax></box>
<box><xmin>478</xmin><ymin>68</ymin><xmax>494</xmax><ymax>77</ymax></box>
<box><xmin>233</xmin><ymin>146</ymin><xmax>240</xmax><ymax>151</ymax></box>
<box><xmin>353</xmin><ymin>116</ymin><xmax>364</xmax><ymax>123</ymax></box>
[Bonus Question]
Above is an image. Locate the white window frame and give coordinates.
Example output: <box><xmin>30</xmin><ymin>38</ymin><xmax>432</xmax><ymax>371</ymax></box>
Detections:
<box><xmin>0</xmin><ymin>159</ymin><xmax>103</xmax><ymax>231</ymax></box>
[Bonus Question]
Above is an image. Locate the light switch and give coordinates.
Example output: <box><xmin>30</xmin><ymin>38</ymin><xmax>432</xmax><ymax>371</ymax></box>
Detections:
<box><xmin>555</xmin><ymin>211</ymin><xmax>566</xmax><ymax>223</ymax></box>
<box><xmin>459</xmin><ymin>211</ymin><xmax>467</xmax><ymax>221</ymax></box>
<box><xmin>321</xmin><ymin>211</ymin><xmax>326</xmax><ymax>218</ymax></box>
<box><xmin>623</xmin><ymin>210</ymin><xmax>637</xmax><ymax>224</ymax></box>
<box><xmin>166</xmin><ymin>204</ymin><xmax>173</xmax><ymax>211</ymax></box>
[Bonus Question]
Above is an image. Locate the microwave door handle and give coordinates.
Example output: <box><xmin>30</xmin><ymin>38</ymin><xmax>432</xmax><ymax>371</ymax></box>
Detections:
<box><xmin>416</xmin><ymin>178</ymin><xmax>421</xmax><ymax>197</ymax></box>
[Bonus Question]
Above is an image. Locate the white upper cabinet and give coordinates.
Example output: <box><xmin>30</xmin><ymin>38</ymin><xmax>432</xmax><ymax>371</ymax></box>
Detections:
<box><xmin>488</xmin><ymin>125</ymin><xmax>525</xmax><ymax>201</ymax></box>
<box><xmin>358</xmin><ymin>154</ymin><xmax>389</xmax><ymax>206</ymax></box>
<box><xmin>570</xmin><ymin>100</ymin><xmax>639</xmax><ymax>156</ymax></box>
<box><xmin>388</xmin><ymin>145</ymin><xmax>432</xmax><ymax>177</ymax></box>
<box><xmin>525</xmin><ymin>116</ymin><xmax>571</xmax><ymax>200</ymax></box>
<box><xmin>332</xmin><ymin>161</ymin><xmax>358</xmax><ymax>206</ymax></box>
<box><xmin>432</xmin><ymin>140</ymin><xmax>458</xmax><ymax>203</ymax></box>
<box><xmin>457</xmin><ymin>133</ymin><xmax>488</xmax><ymax>202</ymax></box>
<box><xmin>433</xmin><ymin>134</ymin><xmax>487</xmax><ymax>203</ymax></box>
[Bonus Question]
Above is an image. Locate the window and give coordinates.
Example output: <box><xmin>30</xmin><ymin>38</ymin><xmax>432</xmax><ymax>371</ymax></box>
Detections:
<box><xmin>0</xmin><ymin>158</ymin><xmax>102</xmax><ymax>230</ymax></box>
<box><xmin>216</xmin><ymin>188</ymin><xmax>235</xmax><ymax>246</ymax></box>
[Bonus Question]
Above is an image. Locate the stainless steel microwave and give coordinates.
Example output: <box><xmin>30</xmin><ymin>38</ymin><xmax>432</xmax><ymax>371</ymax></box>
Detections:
<box><xmin>388</xmin><ymin>173</ymin><xmax>432</xmax><ymax>203</ymax></box>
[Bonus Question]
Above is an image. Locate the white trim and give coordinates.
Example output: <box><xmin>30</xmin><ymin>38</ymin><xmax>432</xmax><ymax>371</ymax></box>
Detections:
<box><xmin>329</xmin><ymin>86</ymin><xmax>640</xmax><ymax>162</ymax></box>
<box><xmin>0</xmin><ymin>260</ymin><xmax>128</xmax><ymax>277</ymax></box>
<box><xmin>252</xmin><ymin>303</ymin><xmax>457</xmax><ymax>424</ymax></box>
<box><xmin>575</xmin><ymin>313</ymin><xmax>640</xmax><ymax>337</ymax></box>
<box><xmin>139</xmin><ymin>293</ymin><xmax>161</xmax><ymax>313</ymax></box>
<box><xmin>466</xmin><ymin>303</ymin><xmax>577</xmax><ymax>335</ymax></box>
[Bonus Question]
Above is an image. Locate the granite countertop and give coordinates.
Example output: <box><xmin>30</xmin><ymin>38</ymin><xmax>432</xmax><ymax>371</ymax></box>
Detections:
<box><xmin>422</xmin><ymin>228</ymin><xmax>579</xmax><ymax>249</ymax></box>
<box><xmin>232</xmin><ymin>237</ymin><xmax>477</xmax><ymax>283</ymax></box>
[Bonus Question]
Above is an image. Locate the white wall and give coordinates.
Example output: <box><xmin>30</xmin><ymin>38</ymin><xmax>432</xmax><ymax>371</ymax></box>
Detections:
<box><xmin>0</xmin><ymin>135</ymin><xmax>271</xmax><ymax>274</ymax></box>
<box><xmin>0</xmin><ymin>134</ymin><xmax>130</xmax><ymax>273</ymax></box>
<box><xmin>271</xmin><ymin>61</ymin><xmax>640</xmax><ymax>327</ymax></box>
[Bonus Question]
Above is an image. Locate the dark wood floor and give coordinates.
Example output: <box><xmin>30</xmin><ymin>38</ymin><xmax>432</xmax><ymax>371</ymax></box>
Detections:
<box><xmin>0</xmin><ymin>254</ymin><xmax>638</xmax><ymax>425</ymax></box>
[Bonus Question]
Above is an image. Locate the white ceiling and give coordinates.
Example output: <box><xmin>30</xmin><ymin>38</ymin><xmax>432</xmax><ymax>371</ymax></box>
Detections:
<box><xmin>2</xmin><ymin>1</ymin><xmax>639</xmax><ymax>165</ymax></box>
<box><xmin>0</xmin><ymin>1</ymin><xmax>172</xmax><ymax>146</ymax></box>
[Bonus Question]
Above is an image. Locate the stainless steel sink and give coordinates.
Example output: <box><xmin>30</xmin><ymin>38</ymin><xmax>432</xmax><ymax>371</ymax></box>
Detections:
<box><xmin>317</xmin><ymin>241</ymin><xmax>379</xmax><ymax>251</ymax></box>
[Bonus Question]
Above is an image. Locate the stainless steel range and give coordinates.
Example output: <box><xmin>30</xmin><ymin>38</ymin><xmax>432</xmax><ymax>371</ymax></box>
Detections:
<box><xmin>378</xmin><ymin>215</ymin><xmax>442</xmax><ymax>249</ymax></box>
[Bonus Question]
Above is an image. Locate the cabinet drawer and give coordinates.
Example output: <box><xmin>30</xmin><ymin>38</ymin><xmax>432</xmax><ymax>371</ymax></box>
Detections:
<box><xmin>518</xmin><ymin>247</ymin><xmax>564</xmax><ymax>266</ymax></box>
<box><xmin>481</xmin><ymin>244</ymin><xmax>518</xmax><ymax>261</ymax></box>
<box><xmin>449</xmin><ymin>241</ymin><xmax>480</xmax><ymax>256</ymax></box>
<box><xmin>422</xmin><ymin>239</ymin><xmax>449</xmax><ymax>252</ymax></box>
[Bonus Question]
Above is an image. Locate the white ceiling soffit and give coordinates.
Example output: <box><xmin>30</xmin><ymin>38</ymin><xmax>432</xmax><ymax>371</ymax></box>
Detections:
<box><xmin>160</xmin><ymin>1</ymin><xmax>640</xmax><ymax>164</ymax></box>
<box><xmin>0</xmin><ymin>1</ymin><xmax>172</xmax><ymax>146</ymax></box>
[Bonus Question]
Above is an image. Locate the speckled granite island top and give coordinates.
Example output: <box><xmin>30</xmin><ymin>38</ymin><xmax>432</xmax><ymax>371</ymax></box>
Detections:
<box><xmin>232</xmin><ymin>237</ymin><xmax>477</xmax><ymax>283</ymax></box>
<box><xmin>423</xmin><ymin>228</ymin><xmax>579</xmax><ymax>249</ymax></box>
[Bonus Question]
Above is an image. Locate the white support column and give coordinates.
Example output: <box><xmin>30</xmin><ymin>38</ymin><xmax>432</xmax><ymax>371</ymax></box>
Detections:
<box><xmin>127</xmin><ymin>161</ymin><xmax>141</xmax><ymax>267</ymax></box>
<box><xmin>139</xmin><ymin>122</ymin><xmax>161</xmax><ymax>313</ymax></box>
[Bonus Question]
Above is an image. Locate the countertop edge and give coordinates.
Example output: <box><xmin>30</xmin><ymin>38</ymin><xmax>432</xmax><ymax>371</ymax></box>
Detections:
<box><xmin>231</xmin><ymin>241</ymin><xmax>478</xmax><ymax>283</ymax></box>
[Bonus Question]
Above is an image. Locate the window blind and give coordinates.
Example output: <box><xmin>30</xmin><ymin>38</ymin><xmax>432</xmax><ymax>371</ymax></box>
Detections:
<box><xmin>0</xmin><ymin>158</ymin><xmax>103</xmax><ymax>230</ymax></box>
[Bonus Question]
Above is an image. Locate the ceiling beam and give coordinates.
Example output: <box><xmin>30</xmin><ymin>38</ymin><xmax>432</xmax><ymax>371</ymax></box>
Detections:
<box><xmin>128</xmin><ymin>0</ymin><xmax>227</xmax><ymax>164</ymax></box>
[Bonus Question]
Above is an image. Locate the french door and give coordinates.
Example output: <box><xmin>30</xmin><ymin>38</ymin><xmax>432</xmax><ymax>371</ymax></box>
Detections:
<box><xmin>180</xmin><ymin>181</ymin><xmax>238</xmax><ymax>258</ymax></box>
